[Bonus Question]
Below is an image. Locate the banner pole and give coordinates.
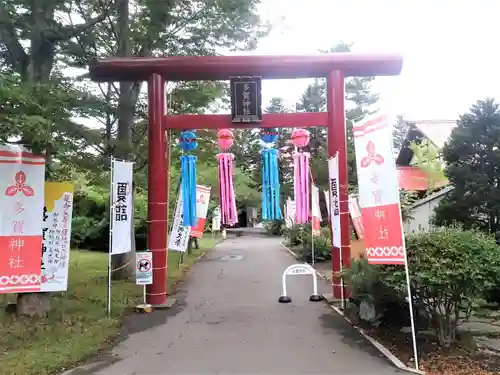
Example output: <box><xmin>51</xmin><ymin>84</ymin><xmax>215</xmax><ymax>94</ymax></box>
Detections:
<box><xmin>178</xmin><ymin>252</ymin><xmax>183</xmax><ymax>268</ymax></box>
<box><xmin>107</xmin><ymin>157</ymin><xmax>114</xmax><ymax>316</ymax></box>
<box><xmin>402</xmin><ymin>233</ymin><xmax>419</xmax><ymax>369</ymax></box>
<box><xmin>311</xmin><ymin>231</ymin><xmax>315</xmax><ymax>266</ymax></box>
<box><xmin>339</xmin><ymin>246</ymin><xmax>345</xmax><ymax>310</ymax></box>
<box><xmin>338</xmin><ymin>151</ymin><xmax>345</xmax><ymax>310</ymax></box>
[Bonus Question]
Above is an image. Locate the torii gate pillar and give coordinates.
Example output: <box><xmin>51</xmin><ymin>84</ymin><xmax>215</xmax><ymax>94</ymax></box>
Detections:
<box><xmin>327</xmin><ymin>70</ymin><xmax>350</xmax><ymax>299</ymax></box>
<box><xmin>146</xmin><ymin>74</ymin><xmax>168</xmax><ymax>305</ymax></box>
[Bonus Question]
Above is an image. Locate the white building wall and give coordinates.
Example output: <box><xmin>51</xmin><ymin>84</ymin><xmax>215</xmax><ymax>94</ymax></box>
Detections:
<box><xmin>404</xmin><ymin>195</ymin><xmax>447</xmax><ymax>233</ymax></box>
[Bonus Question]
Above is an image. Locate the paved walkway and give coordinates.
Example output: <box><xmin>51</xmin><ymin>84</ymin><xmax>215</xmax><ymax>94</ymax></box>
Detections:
<box><xmin>87</xmin><ymin>237</ymin><xmax>400</xmax><ymax>374</ymax></box>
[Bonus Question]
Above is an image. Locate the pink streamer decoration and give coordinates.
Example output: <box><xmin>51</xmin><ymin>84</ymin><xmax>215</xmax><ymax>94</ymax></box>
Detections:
<box><xmin>293</xmin><ymin>151</ymin><xmax>311</xmax><ymax>224</ymax></box>
<box><xmin>217</xmin><ymin>153</ymin><xmax>238</xmax><ymax>226</ymax></box>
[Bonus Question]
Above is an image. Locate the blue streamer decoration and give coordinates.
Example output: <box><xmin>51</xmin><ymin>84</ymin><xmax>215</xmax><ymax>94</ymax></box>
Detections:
<box><xmin>179</xmin><ymin>130</ymin><xmax>198</xmax><ymax>227</ymax></box>
<box><xmin>261</xmin><ymin>148</ymin><xmax>283</xmax><ymax>221</ymax></box>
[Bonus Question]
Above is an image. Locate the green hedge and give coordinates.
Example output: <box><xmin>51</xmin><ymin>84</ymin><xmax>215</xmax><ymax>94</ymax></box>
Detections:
<box><xmin>345</xmin><ymin>227</ymin><xmax>500</xmax><ymax>347</ymax></box>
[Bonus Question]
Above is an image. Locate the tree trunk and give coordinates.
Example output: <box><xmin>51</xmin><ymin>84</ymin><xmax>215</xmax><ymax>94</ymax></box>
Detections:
<box><xmin>16</xmin><ymin>292</ymin><xmax>51</xmax><ymax>317</ymax></box>
<box><xmin>111</xmin><ymin>0</ymin><xmax>137</xmax><ymax>280</ymax></box>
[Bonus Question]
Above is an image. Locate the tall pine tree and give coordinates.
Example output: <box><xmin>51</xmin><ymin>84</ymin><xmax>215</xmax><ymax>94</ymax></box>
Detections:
<box><xmin>434</xmin><ymin>98</ymin><xmax>500</xmax><ymax>233</ymax></box>
<box><xmin>392</xmin><ymin>115</ymin><xmax>408</xmax><ymax>154</ymax></box>
<box><xmin>296</xmin><ymin>42</ymin><xmax>379</xmax><ymax>193</ymax></box>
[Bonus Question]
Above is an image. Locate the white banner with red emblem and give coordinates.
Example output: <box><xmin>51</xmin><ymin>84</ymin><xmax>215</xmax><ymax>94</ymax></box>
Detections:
<box><xmin>311</xmin><ymin>185</ymin><xmax>321</xmax><ymax>236</ymax></box>
<box><xmin>110</xmin><ymin>160</ymin><xmax>134</xmax><ymax>255</ymax></box>
<box><xmin>0</xmin><ymin>145</ymin><xmax>46</xmax><ymax>294</ymax></box>
<box><xmin>353</xmin><ymin>114</ymin><xmax>405</xmax><ymax>265</ymax></box>
<box><xmin>328</xmin><ymin>155</ymin><xmax>341</xmax><ymax>247</ymax></box>
<box><xmin>190</xmin><ymin>185</ymin><xmax>212</xmax><ymax>238</ymax></box>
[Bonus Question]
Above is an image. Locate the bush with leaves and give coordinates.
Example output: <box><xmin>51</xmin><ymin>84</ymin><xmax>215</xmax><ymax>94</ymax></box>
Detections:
<box><xmin>380</xmin><ymin>227</ymin><xmax>500</xmax><ymax>347</ymax></box>
<box><xmin>71</xmin><ymin>185</ymin><xmax>109</xmax><ymax>250</ymax></box>
<box><xmin>343</xmin><ymin>258</ymin><xmax>406</xmax><ymax>327</ymax></box>
<box><xmin>264</xmin><ymin>220</ymin><xmax>285</xmax><ymax>236</ymax></box>
<box><xmin>299</xmin><ymin>229</ymin><xmax>331</xmax><ymax>262</ymax></box>
<box><xmin>71</xmin><ymin>179</ymin><xmax>149</xmax><ymax>251</ymax></box>
<box><xmin>283</xmin><ymin>224</ymin><xmax>306</xmax><ymax>246</ymax></box>
<box><xmin>283</xmin><ymin>224</ymin><xmax>332</xmax><ymax>262</ymax></box>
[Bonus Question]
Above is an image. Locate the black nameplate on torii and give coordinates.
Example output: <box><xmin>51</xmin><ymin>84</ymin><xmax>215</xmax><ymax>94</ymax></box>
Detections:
<box><xmin>230</xmin><ymin>76</ymin><xmax>262</xmax><ymax>124</ymax></box>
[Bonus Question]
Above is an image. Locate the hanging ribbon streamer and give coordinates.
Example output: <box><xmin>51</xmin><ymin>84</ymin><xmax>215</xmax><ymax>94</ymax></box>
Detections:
<box><xmin>179</xmin><ymin>130</ymin><xmax>198</xmax><ymax>227</ymax></box>
<box><xmin>260</xmin><ymin>128</ymin><xmax>282</xmax><ymax>221</ymax></box>
<box><xmin>290</xmin><ymin>129</ymin><xmax>311</xmax><ymax>225</ymax></box>
<box><xmin>216</xmin><ymin>129</ymin><xmax>238</xmax><ymax>226</ymax></box>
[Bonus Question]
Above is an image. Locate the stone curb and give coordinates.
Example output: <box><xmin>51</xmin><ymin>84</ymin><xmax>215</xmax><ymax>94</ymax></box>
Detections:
<box><xmin>279</xmin><ymin>240</ymin><xmax>425</xmax><ymax>375</ymax></box>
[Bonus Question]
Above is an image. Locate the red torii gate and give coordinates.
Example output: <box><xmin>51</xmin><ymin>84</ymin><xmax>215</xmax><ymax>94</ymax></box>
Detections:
<box><xmin>90</xmin><ymin>53</ymin><xmax>403</xmax><ymax>306</ymax></box>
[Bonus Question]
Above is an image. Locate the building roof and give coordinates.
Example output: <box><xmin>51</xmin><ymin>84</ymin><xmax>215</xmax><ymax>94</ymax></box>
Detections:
<box><xmin>410</xmin><ymin>186</ymin><xmax>454</xmax><ymax>209</ymax></box>
<box><xmin>411</xmin><ymin>120</ymin><xmax>458</xmax><ymax>149</ymax></box>
<box><xmin>397</xmin><ymin>166</ymin><xmax>449</xmax><ymax>191</ymax></box>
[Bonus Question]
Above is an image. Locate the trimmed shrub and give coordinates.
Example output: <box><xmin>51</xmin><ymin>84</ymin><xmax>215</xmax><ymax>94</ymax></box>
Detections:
<box><xmin>344</xmin><ymin>258</ymin><xmax>405</xmax><ymax>327</ymax></box>
<box><xmin>380</xmin><ymin>227</ymin><xmax>500</xmax><ymax>347</ymax></box>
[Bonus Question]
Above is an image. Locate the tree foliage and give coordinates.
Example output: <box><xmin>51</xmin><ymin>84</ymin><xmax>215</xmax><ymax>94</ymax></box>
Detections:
<box><xmin>295</xmin><ymin>42</ymin><xmax>379</xmax><ymax>192</ymax></box>
<box><xmin>0</xmin><ymin>0</ymin><xmax>384</xmax><ymax>313</ymax></box>
<box><xmin>392</xmin><ymin>115</ymin><xmax>407</xmax><ymax>153</ymax></box>
<box><xmin>410</xmin><ymin>139</ymin><xmax>446</xmax><ymax>192</ymax></box>
<box><xmin>0</xmin><ymin>0</ymin><xmax>269</xmax><ymax>311</ymax></box>
<box><xmin>434</xmin><ymin>98</ymin><xmax>500</xmax><ymax>232</ymax></box>
<box><xmin>0</xmin><ymin>73</ymin><xmax>102</xmax><ymax>171</ymax></box>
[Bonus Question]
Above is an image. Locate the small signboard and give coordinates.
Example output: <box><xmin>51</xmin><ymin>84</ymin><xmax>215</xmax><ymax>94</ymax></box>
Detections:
<box><xmin>136</xmin><ymin>252</ymin><xmax>153</xmax><ymax>285</ymax></box>
<box><xmin>230</xmin><ymin>76</ymin><xmax>262</xmax><ymax>123</ymax></box>
<box><xmin>212</xmin><ymin>206</ymin><xmax>221</xmax><ymax>232</ymax></box>
<box><xmin>285</xmin><ymin>265</ymin><xmax>314</xmax><ymax>276</ymax></box>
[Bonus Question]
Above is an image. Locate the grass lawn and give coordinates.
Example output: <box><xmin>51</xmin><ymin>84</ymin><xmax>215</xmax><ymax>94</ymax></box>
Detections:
<box><xmin>0</xmin><ymin>237</ymin><xmax>219</xmax><ymax>375</ymax></box>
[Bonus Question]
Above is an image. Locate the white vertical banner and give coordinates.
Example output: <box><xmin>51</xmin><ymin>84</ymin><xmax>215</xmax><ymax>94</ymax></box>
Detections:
<box><xmin>324</xmin><ymin>190</ymin><xmax>330</xmax><ymax>216</ymax></box>
<box><xmin>285</xmin><ymin>199</ymin><xmax>296</xmax><ymax>229</ymax></box>
<box><xmin>328</xmin><ymin>154</ymin><xmax>341</xmax><ymax>248</ymax></box>
<box><xmin>110</xmin><ymin>160</ymin><xmax>134</xmax><ymax>255</ymax></box>
<box><xmin>168</xmin><ymin>187</ymin><xmax>190</xmax><ymax>252</ymax></box>
<box><xmin>41</xmin><ymin>183</ymin><xmax>74</xmax><ymax>292</ymax></box>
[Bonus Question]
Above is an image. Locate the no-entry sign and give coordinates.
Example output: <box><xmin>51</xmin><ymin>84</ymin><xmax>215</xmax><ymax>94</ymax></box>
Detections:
<box><xmin>136</xmin><ymin>252</ymin><xmax>153</xmax><ymax>285</ymax></box>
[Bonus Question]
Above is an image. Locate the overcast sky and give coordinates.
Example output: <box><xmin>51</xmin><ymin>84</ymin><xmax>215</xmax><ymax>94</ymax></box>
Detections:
<box><xmin>79</xmin><ymin>1</ymin><xmax>499</xmax><ymax>126</ymax></box>
<box><xmin>250</xmin><ymin>0</ymin><xmax>499</xmax><ymax>120</ymax></box>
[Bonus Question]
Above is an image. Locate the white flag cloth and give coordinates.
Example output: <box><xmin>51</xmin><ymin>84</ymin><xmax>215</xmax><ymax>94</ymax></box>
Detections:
<box><xmin>110</xmin><ymin>160</ymin><xmax>134</xmax><ymax>255</ymax></box>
